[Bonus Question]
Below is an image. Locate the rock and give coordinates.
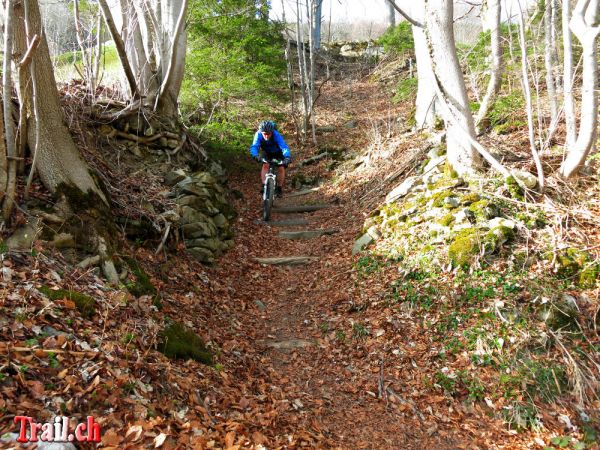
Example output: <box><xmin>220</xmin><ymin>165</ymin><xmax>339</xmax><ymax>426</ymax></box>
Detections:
<box><xmin>454</xmin><ymin>208</ymin><xmax>475</xmax><ymax>224</ymax></box>
<box><xmin>513</xmin><ymin>170</ymin><xmax>538</xmax><ymax>189</ymax></box>
<box><xmin>181</xmin><ymin>220</ymin><xmax>218</xmax><ymax>239</ymax></box>
<box><xmin>158</xmin><ymin>320</ymin><xmax>212</xmax><ymax>364</ymax></box>
<box><xmin>191</xmin><ymin>171</ymin><xmax>218</xmax><ymax>186</ymax></box>
<box><xmin>352</xmin><ymin>233</ymin><xmax>374</xmax><ymax>255</ymax></box>
<box><xmin>187</xmin><ymin>247</ymin><xmax>215</xmax><ymax>263</ymax></box>
<box><xmin>427</xmin><ymin>147</ymin><xmax>445</xmax><ymax>159</ymax></box>
<box><xmin>212</xmin><ymin>214</ymin><xmax>228</xmax><ymax>229</ymax></box>
<box><xmin>385</xmin><ymin>176</ymin><xmax>419</xmax><ymax>203</ymax></box>
<box><xmin>255</xmin><ymin>300</ymin><xmax>267</xmax><ymax>311</ymax></box>
<box><xmin>423</xmin><ymin>156</ymin><xmax>446</xmax><ymax>174</ymax></box>
<box><xmin>179</xmin><ymin>183</ymin><xmax>213</xmax><ymax>199</ymax></box>
<box><xmin>48</xmin><ymin>233</ymin><xmax>76</xmax><ymax>249</ymax></box>
<box><xmin>6</xmin><ymin>218</ymin><xmax>41</xmax><ymax>250</ymax></box>
<box><xmin>488</xmin><ymin>217</ymin><xmax>516</xmax><ymax>230</ymax></box>
<box><xmin>186</xmin><ymin>238</ymin><xmax>222</xmax><ymax>253</ymax></box>
<box><xmin>255</xmin><ymin>256</ymin><xmax>318</xmax><ymax>266</ymax></box>
<box><xmin>444</xmin><ymin>196</ymin><xmax>460</xmax><ymax>208</ymax></box>
<box><xmin>167</xmin><ymin>139</ymin><xmax>179</xmax><ymax>149</ymax></box>
<box><xmin>37</xmin><ymin>443</ymin><xmax>78</xmax><ymax>450</ymax></box>
<box><xmin>317</xmin><ymin>125</ymin><xmax>336</xmax><ymax>133</ymax></box>
<box><xmin>165</xmin><ymin>169</ymin><xmax>187</xmax><ymax>186</ymax></box>
<box><xmin>222</xmin><ymin>240</ymin><xmax>235</xmax><ymax>250</ymax></box>
<box><xmin>208</xmin><ymin>160</ymin><xmax>227</xmax><ymax>183</ymax></box>
<box><xmin>266</xmin><ymin>339</ymin><xmax>314</xmax><ymax>349</ymax></box>
<box><xmin>344</xmin><ymin>120</ymin><xmax>357</xmax><ymax>128</ymax></box>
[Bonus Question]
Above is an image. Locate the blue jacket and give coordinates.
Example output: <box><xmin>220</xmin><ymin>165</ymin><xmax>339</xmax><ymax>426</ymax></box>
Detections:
<box><xmin>249</xmin><ymin>130</ymin><xmax>291</xmax><ymax>159</ymax></box>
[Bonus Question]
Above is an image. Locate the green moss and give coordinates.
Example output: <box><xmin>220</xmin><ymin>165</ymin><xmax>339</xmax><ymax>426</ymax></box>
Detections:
<box><xmin>505</xmin><ymin>176</ymin><xmax>524</xmax><ymax>201</ymax></box>
<box><xmin>578</xmin><ymin>264</ymin><xmax>599</xmax><ymax>288</ymax></box>
<box><xmin>38</xmin><ymin>286</ymin><xmax>96</xmax><ymax>318</ymax></box>
<box><xmin>448</xmin><ymin>228</ymin><xmax>481</xmax><ymax>267</ymax></box>
<box><xmin>468</xmin><ymin>199</ymin><xmax>499</xmax><ymax>220</ymax></box>
<box><xmin>515</xmin><ymin>209</ymin><xmax>547</xmax><ymax>229</ymax></box>
<box><xmin>460</xmin><ymin>192</ymin><xmax>481</xmax><ymax>206</ymax></box>
<box><xmin>484</xmin><ymin>226</ymin><xmax>514</xmax><ymax>253</ymax></box>
<box><xmin>123</xmin><ymin>257</ymin><xmax>157</xmax><ymax>297</ymax></box>
<box><xmin>158</xmin><ymin>320</ymin><xmax>213</xmax><ymax>364</ymax></box>
<box><xmin>431</xmin><ymin>190</ymin><xmax>454</xmax><ymax>208</ymax></box>
<box><xmin>444</xmin><ymin>162</ymin><xmax>459</xmax><ymax>179</ymax></box>
<box><xmin>438</xmin><ymin>212</ymin><xmax>455</xmax><ymax>227</ymax></box>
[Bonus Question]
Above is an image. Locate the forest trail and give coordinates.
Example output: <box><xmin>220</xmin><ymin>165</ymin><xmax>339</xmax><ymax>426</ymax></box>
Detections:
<box><xmin>208</xmin><ymin>75</ymin><xmax>527</xmax><ymax>448</ymax></box>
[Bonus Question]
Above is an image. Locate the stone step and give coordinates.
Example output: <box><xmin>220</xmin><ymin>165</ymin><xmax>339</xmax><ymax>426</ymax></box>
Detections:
<box><xmin>286</xmin><ymin>187</ymin><xmax>321</xmax><ymax>198</ymax></box>
<box><xmin>265</xmin><ymin>218</ymin><xmax>310</xmax><ymax>227</ymax></box>
<box><xmin>266</xmin><ymin>339</ymin><xmax>315</xmax><ymax>349</ymax></box>
<box><xmin>278</xmin><ymin>228</ymin><xmax>339</xmax><ymax>240</ymax></box>
<box><xmin>255</xmin><ymin>256</ymin><xmax>318</xmax><ymax>266</ymax></box>
<box><xmin>273</xmin><ymin>204</ymin><xmax>330</xmax><ymax>214</ymax></box>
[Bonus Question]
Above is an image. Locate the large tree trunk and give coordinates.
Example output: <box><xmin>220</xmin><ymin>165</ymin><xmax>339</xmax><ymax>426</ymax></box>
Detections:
<box><xmin>560</xmin><ymin>0</ymin><xmax>600</xmax><ymax>178</ymax></box>
<box><xmin>13</xmin><ymin>0</ymin><xmax>107</xmax><ymax>202</ymax></box>
<box><xmin>425</xmin><ymin>0</ymin><xmax>480</xmax><ymax>174</ymax></box>
<box><xmin>410</xmin><ymin>3</ymin><xmax>437</xmax><ymax>129</ymax></box>
<box><xmin>475</xmin><ymin>0</ymin><xmax>503</xmax><ymax>131</ymax></box>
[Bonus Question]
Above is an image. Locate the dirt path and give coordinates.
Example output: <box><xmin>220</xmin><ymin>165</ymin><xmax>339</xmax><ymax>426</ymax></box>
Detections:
<box><xmin>202</xmin><ymin>76</ymin><xmax>530</xmax><ymax>449</ymax></box>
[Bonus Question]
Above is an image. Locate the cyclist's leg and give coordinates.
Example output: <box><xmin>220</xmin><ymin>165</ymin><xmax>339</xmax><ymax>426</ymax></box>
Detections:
<box><xmin>277</xmin><ymin>166</ymin><xmax>285</xmax><ymax>187</ymax></box>
<box><xmin>261</xmin><ymin>163</ymin><xmax>269</xmax><ymax>184</ymax></box>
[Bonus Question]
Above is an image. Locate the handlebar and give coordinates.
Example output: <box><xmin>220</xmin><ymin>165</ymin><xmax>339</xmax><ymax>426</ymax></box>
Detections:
<box><xmin>260</xmin><ymin>158</ymin><xmax>285</xmax><ymax>165</ymax></box>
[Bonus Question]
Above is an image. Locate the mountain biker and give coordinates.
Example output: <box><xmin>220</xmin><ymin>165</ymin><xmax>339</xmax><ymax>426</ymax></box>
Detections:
<box><xmin>249</xmin><ymin>120</ymin><xmax>292</xmax><ymax>197</ymax></box>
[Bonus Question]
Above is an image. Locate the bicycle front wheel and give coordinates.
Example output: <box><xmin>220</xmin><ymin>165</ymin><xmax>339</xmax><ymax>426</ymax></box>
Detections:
<box><xmin>262</xmin><ymin>178</ymin><xmax>275</xmax><ymax>221</ymax></box>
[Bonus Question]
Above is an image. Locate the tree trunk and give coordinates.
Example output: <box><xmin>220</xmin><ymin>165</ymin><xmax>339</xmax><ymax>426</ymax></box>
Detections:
<box><xmin>312</xmin><ymin>0</ymin><xmax>322</xmax><ymax>50</ymax></box>
<box><xmin>475</xmin><ymin>0</ymin><xmax>503</xmax><ymax>131</ymax></box>
<box><xmin>425</xmin><ymin>0</ymin><xmax>480</xmax><ymax>174</ymax></box>
<box><xmin>387</xmin><ymin>0</ymin><xmax>396</xmax><ymax>28</ymax></box>
<box><xmin>544</xmin><ymin>0</ymin><xmax>558</xmax><ymax>123</ymax></box>
<box><xmin>13</xmin><ymin>0</ymin><xmax>107</xmax><ymax>203</ymax></box>
<box><xmin>560</xmin><ymin>0</ymin><xmax>600</xmax><ymax>178</ymax></box>
<box><xmin>155</xmin><ymin>0</ymin><xmax>188</xmax><ymax>118</ymax></box>
<box><xmin>410</xmin><ymin>4</ymin><xmax>437</xmax><ymax>129</ymax></box>
<box><xmin>562</xmin><ymin>0</ymin><xmax>576</xmax><ymax>147</ymax></box>
<box><xmin>2</xmin><ymin>0</ymin><xmax>17</xmax><ymax>219</ymax></box>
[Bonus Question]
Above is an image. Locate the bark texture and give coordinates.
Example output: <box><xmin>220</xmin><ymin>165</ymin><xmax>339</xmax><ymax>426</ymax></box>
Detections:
<box><xmin>560</xmin><ymin>0</ymin><xmax>600</xmax><ymax>177</ymax></box>
<box><xmin>425</xmin><ymin>0</ymin><xmax>480</xmax><ymax>174</ymax></box>
<box><xmin>13</xmin><ymin>0</ymin><xmax>107</xmax><ymax>202</ymax></box>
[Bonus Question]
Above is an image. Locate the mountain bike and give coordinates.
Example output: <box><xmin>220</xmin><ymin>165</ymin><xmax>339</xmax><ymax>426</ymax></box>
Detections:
<box><xmin>261</xmin><ymin>158</ymin><xmax>284</xmax><ymax>222</ymax></box>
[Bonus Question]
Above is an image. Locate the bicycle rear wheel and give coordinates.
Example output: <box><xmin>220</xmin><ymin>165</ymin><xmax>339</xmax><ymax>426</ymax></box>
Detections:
<box><xmin>262</xmin><ymin>178</ymin><xmax>275</xmax><ymax>221</ymax></box>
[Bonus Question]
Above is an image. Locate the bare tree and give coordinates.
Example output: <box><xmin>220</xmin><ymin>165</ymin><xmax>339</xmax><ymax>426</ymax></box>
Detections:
<box><xmin>560</xmin><ymin>0</ymin><xmax>600</xmax><ymax>178</ymax></box>
<box><xmin>425</xmin><ymin>0</ymin><xmax>480</xmax><ymax>174</ymax></box>
<box><xmin>562</xmin><ymin>0</ymin><xmax>576</xmax><ymax>147</ymax></box>
<box><xmin>2</xmin><ymin>0</ymin><xmax>17</xmax><ymax>219</ymax></box>
<box><xmin>544</xmin><ymin>0</ymin><xmax>558</xmax><ymax>123</ymax></box>
<box><xmin>475</xmin><ymin>0</ymin><xmax>503</xmax><ymax>132</ymax></box>
<box><xmin>387</xmin><ymin>0</ymin><xmax>396</xmax><ymax>28</ymax></box>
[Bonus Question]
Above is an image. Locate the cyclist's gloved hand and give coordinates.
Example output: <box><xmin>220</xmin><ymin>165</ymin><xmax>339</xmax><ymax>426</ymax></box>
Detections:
<box><xmin>283</xmin><ymin>157</ymin><xmax>292</xmax><ymax>165</ymax></box>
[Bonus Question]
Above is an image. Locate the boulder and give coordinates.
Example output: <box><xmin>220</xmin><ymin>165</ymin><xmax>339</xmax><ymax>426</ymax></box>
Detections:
<box><xmin>385</xmin><ymin>176</ymin><xmax>419</xmax><ymax>203</ymax></box>
<box><xmin>164</xmin><ymin>169</ymin><xmax>187</xmax><ymax>186</ymax></box>
<box><xmin>352</xmin><ymin>233</ymin><xmax>374</xmax><ymax>255</ymax></box>
<box><xmin>181</xmin><ymin>220</ymin><xmax>218</xmax><ymax>239</ymax></box>
<box><xmin>513</xmin><ymin>170</ymin><xmax>538</xmax><ymax>189</ymax></box>
<box><xmin>212</xmin><ymin>213</ymin><xmax>228</xmax><ymax>229</ymax></box>
<box><xmin>187</xmin><ymin>247</ymin><xmax>215</xmax><ymax>263</ymax></box>
<box><xmin>6</xmin><ymin>218</ymin><xmax>41</xmax><ymax>250</ymax></box>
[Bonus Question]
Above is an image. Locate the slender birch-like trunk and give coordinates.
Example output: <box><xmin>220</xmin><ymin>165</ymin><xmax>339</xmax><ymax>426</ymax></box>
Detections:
<box><xmin>475</xmin><ymin>0</ymin><xmax>503</xmax><ymax>132</ymax></box>
<box><xmin>560</xmin><ymin>0</ymin><xmax>600</xmax><ymax>177</ymax></box>
<box><xmin>562</xmin><ymin>0</ymin><xmax>576</xmax><ymax>147</ymax></box>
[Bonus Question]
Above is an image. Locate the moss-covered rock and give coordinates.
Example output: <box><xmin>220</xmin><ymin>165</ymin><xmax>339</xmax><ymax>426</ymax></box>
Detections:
<box><xmin>538</xmin><ymin>300</ymin><xmax>580</xmax><ymax>332</ymax></box>
<box><xmin>505</xmin><ymin>175</ymin><xmax>524</xmax><ymax>201</ymax></box>
<box><xmin>438</xmin><ymin>212</ymin><xmax>456</xmax><ymax>227</ymax></box>
<box><xmin>551</xmin><ymin>248</ymin><xmax>598</xmax><ymax>288</ymax></box>
<box><xmin>460</xmin><ymin>192</ymin><xmax>481</xmax><ymax>206</ymax></box>
<box><xmin>468</xmin><ymin>199</ymin><xmax>500</xmax><ymax>221</ymax></box>
<box><xmin>448</xmin><ymin>228</ymin><xmax>481</xmax><ymax>267</ymax></box>
<box><xmin>38</xmin><ymin>286</ymin><xmax>96</xmax><ymax>318</ymax></box>
<box><xmin>123</xmin><ymin>257</ymin><xmax>157</xmax><ymax>298</ymax></box>
<box><xmin>158</xmin><ymin>320</ymin><xmax>213</xmax><ymax>364</ymax></box>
